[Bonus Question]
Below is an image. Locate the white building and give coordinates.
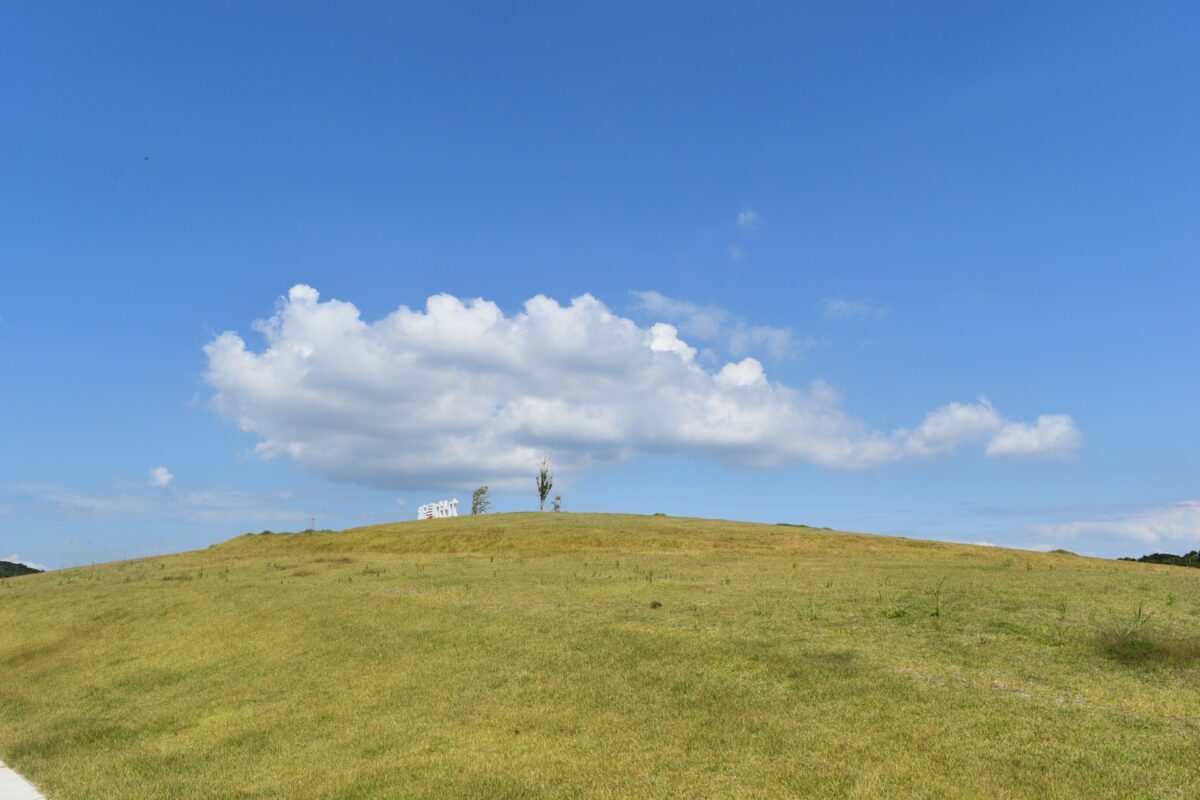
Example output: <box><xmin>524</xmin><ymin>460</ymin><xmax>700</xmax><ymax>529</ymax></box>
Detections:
<box><xmin>417</xmin><ymin>498</ymin><xmax>458</xmax><ymax>520</ymax></box>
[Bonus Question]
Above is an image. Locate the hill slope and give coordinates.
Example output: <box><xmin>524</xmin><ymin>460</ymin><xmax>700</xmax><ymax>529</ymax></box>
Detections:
<box><xmin>1</xmin><ymin>513</ymin><xmax>1198</xmax><ymax>799</ymax></box>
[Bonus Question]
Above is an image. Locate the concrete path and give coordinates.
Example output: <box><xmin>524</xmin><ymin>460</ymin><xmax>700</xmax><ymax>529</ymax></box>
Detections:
<box><xmin>0</xmin><ymin>761</ymin><xmax>46</xmax><ymax>800</ymax></box>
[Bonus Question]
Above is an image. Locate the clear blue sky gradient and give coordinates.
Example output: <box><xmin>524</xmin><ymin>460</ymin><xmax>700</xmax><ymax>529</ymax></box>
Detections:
<box><xmin>2</xmin><ymin>2</ymin><xmax>1197</xmax><ymax>566</ymax></box>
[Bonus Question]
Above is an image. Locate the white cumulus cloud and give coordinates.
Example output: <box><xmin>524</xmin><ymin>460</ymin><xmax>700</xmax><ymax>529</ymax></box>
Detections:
<box><xmin>904</xmin><ymin>398</ymin><xmax>1006</xmax><ymax>457</ymax></box>
<box><xmin>201</xmin><ymin>286</ymin><xmax>1081</xmax><ymax>490</ymax></box>
<box><xmin>148</xmin><ymin>466</ymin><xmax>174</xmax><ymax>488</ymax></box>
<box><xmin>986</xmin><ymin>415</ymin><xmax>1082</xmax><ymax>459</ymax></box>
<box><xmin>904</xmin><ymin>398</ymin><xmax>1081</xmax><ymax>460</ymax></box>
<box><xmin>647</xmin><ymin>323</ymin><xmax>697</xmax><ymax>361</ymax></box>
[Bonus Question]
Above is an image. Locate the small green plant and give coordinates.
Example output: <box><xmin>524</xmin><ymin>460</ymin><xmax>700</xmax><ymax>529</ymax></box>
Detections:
<box><xmin>1048</xmin><ymin>622</ymin><xmax>1068</xmax><ymax>647</ymax></box>
<box><xmin>1094</xmin><ymin>604</ymin><xmax>1200</xmax><ymax>664</ymax></box>
<box><xmin>1117</xmin><ymin>603</ymin><xmax>1153</xmax><ymax>638</ymax></box>
<box><xmin>926</xmin><ymin>577</ymin><xmax>948</xmax><ymax>617</ymax></box>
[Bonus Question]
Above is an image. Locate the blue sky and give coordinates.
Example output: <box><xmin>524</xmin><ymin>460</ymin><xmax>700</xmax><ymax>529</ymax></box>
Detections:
<box><xmin>2</xmin><ymin>2</ymin><xmax>1198</xmax><ymax>568</ymax></box>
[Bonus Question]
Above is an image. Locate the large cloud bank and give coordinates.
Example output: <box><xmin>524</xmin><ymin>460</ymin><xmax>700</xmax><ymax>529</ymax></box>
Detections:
<box><xmin>203</xmin><ymin>286</ymin><xmax>1081</xmax><ymax>490</ymax></box>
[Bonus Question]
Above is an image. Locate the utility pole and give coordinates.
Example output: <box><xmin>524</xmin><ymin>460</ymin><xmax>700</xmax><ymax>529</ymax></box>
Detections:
<box><xmin>310</xmin><ymin>517</ymin><xmax>315</xmax><ymax>531</ymax></box>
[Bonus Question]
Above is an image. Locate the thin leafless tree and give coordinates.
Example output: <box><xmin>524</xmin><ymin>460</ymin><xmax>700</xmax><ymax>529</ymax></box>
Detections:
<box><xmin>536</xmin><ymin>458</ymin><xmax>553</xmax><ymax>511</ymax></box>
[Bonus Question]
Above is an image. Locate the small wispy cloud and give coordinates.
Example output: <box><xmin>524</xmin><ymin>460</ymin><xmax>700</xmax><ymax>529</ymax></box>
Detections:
<box><xmin>1</xmin><ymin>481</ymin><xmax>308</xmax><ymax>525</ymax></box>
<box><xmin>822</xmin><ymin>298</ymin><xmax>879</xmax><ymax>319</ymax></box>
<box><xmin>148</xmin><ymin>466</ymin><xmax>174</xmax><ymax>488</ymax></box>
<box><xmin>736</xmin><ymin>208</ymin><xmax>762</xmax><ymax>232</ymax></box>
<box><xmin>632</xmin><ymin>290</ymin><xmax>807</xmax><ymax>360</ymax></box>
<box><xmin>728</xmin><ymin>324</ymin><xmax>817</xmax><ymax>362</ymax></box>
<box><xmin>728</xmin><ymin>246</ymin><xmax>745</xmax><ymax>263</ymax></box>
<box><xmin>1037</xmin><ymin>500</ymin><xmax>1200</xmax><ymax>546</ymax></box>
<box><xmin>632</xmin><ymin>291</ymin><xmax>729</xmax><ymax>339</ymax></box>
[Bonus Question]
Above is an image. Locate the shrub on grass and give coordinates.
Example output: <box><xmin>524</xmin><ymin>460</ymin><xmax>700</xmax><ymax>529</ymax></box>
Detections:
<box><xmin>925</xmin><ymin>577</ymin><xmax>948</xmax><ymax>617</ymax></box>
<box><xmin>1098</xmin><ymin>604</ymin><xmax>1200</xmax><ymax>665</ymax></box>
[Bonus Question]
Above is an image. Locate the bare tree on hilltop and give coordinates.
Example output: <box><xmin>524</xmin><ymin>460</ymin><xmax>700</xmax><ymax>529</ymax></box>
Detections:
<box><xmin>536</xmin><ymin>458</ymin><xmax>553</xmax><ymax>511</ymax></box>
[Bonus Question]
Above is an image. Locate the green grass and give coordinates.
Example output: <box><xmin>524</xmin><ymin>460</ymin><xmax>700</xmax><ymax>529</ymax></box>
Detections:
<box><xmin>2</xmin><ymin>512</ymin><xmax>1199</xmax><ymax>799</ymax></box>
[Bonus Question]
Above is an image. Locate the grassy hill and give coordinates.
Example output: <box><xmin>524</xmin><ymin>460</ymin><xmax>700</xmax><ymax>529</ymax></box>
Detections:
<box><xmin>1</xmin><ymin>513</ymin><xmax>1198</xmax><ymax>799</ymax></box>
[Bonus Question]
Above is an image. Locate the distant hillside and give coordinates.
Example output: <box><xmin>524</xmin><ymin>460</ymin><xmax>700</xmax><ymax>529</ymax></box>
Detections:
<box><xmin>0</xmin><ymin>560</ymin><xmax>42</xmax><ymax>578</ymax></box>
<box><xmin>1</xmin><ymin>513</ymin><xmax>1198</xmax><ymax>799</ymax></box>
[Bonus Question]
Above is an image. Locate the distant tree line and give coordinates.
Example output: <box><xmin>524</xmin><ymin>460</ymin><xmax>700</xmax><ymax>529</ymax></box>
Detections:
<box><xmin>1119</xmin><ymin>551</ymin><xmax>1200</xmax><ymax>569</ymax></box>
<box><xmin>0</xmin><ymin>561</ymin><xmax>43</xmax><ymax>578</ymax></box>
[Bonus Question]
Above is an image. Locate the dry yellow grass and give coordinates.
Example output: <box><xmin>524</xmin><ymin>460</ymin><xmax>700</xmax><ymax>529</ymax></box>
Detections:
<box><xmin>2</xmin><ymin>513</ymin><xmax>1198</xmax><ymax>798</ymax></box>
